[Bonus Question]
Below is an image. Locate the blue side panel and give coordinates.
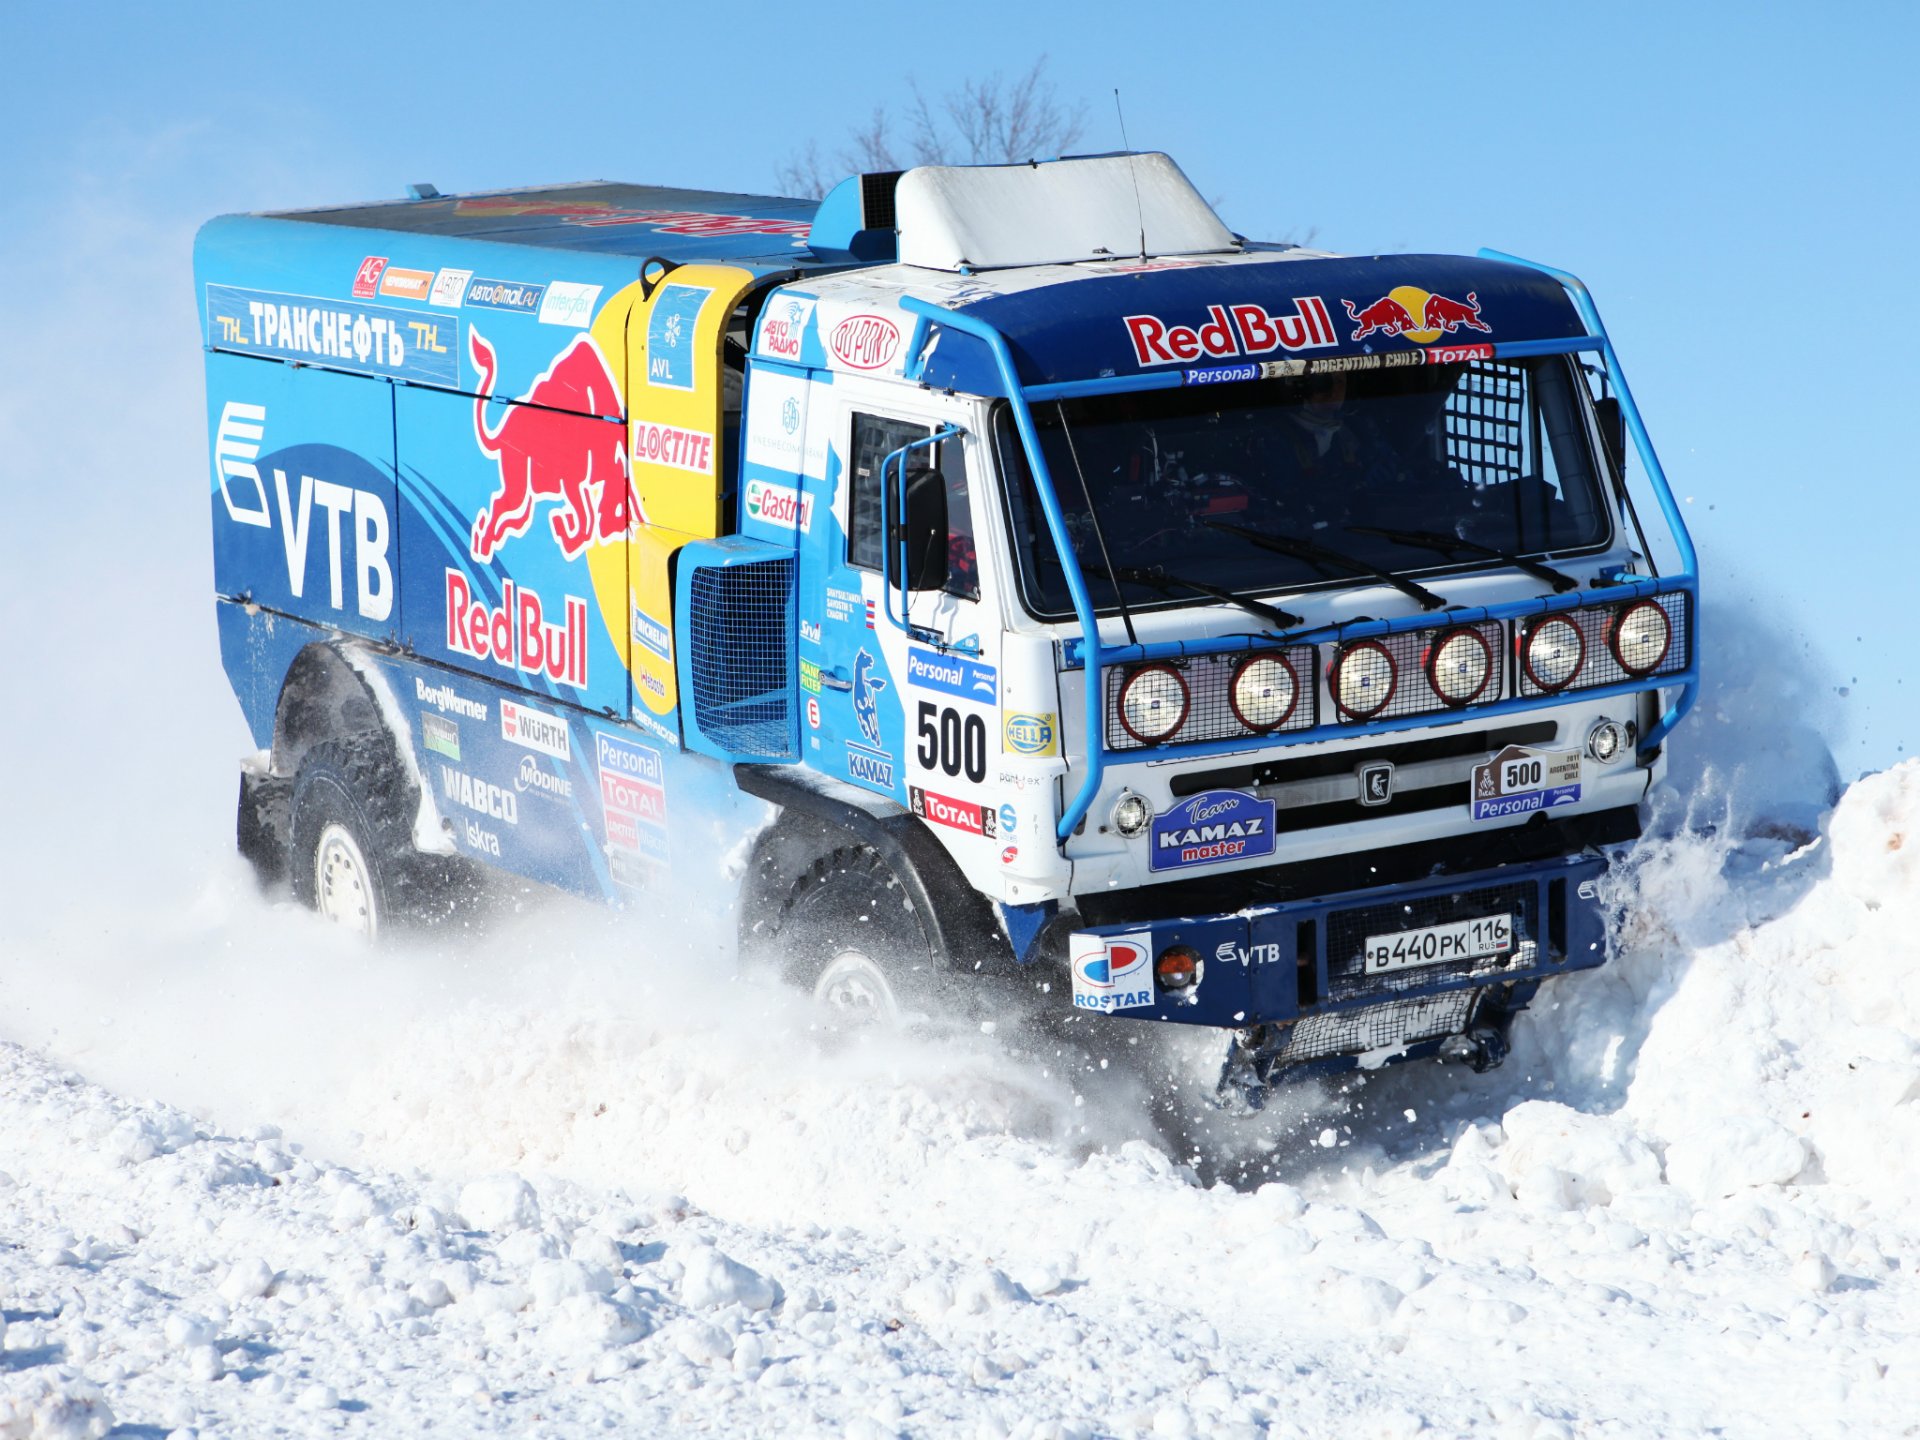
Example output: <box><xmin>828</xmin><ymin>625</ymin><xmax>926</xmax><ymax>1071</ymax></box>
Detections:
<box><xmin>205</xmin><ymin>353</ymin><xmax>399</xmax><ymax>643</ymax></box>
<box><xmin>214</xmin><ymin>602</ymin><xmax>333</xmax><ymax>749</ymax></box>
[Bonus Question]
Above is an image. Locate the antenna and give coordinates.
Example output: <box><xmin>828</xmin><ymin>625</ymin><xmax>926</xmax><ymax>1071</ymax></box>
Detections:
<box><xmin>1114</xmin><ymin>89</ymin><xmax>1147</xmax><ymax>260</ymax></box>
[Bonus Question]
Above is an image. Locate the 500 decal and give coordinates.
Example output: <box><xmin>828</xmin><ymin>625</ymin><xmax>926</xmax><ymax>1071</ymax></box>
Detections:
<box><xmin>915</xmin><ymin>702</ymin><xmax>987</xmax><ymax>784</ymax></box>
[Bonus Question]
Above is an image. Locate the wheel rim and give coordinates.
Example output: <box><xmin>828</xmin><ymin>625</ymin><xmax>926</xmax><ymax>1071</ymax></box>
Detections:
<box><xmin>314</xmin><ymin>821</ymin><xmax>379</xmax><ymax>939</ymax></box>
<box><xmin>813</xmin><ymin>949</ymin><xmax>900</xmax><ymax>1025</ymax></box>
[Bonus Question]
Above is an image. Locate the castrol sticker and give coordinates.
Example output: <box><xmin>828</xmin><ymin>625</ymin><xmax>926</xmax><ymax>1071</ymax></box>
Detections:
<box><xmin>744</xmin><ymin>479</ymin><xmax>812</xmax><ymax>532</ymax></box>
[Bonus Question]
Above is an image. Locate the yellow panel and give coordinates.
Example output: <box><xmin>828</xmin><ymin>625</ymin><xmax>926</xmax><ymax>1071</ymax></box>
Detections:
<box><xmin>623</xmin><ymin>265</ymin><xmax>759</xmax><ymax>720</ymax></box>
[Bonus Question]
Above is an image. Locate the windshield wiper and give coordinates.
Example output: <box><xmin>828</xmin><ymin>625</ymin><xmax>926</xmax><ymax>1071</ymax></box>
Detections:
<box><xmin>1083</xmin><ymin>562</ymin><xmax>1302</xmax><ymax>630</ymax></box>
<box><xmin>1202</xmin><ymin>521</ymin><xmax>1450</xmax><ymax>612</ymax></box>
<box><xmin>1345</xmin><ymin>524</ymin><xmax>1579</xmax><ymax>594</ymax></box>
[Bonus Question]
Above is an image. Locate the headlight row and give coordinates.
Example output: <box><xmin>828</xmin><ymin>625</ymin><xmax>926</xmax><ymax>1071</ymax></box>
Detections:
<box><xmin>1106</xmin><ymin>593</ymin><xmax>1688</xmax><ymax>747</ymax></box>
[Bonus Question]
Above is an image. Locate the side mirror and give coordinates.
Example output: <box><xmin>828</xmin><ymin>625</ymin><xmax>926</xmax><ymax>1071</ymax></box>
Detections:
<box><xmin>1594</xmin><ymin>396</ymin><xmax>1628</xmax><ymax>476</ymax></box>
<box><xmin>889</xmin><ymin>463</ymin><xmax>949</xmax><ymax>593</ymax></box>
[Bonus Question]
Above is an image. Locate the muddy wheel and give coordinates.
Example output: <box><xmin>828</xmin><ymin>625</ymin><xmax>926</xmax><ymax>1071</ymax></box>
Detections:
<box><xmin>768</xmin><ymin>847</ymin><xmax>937</xmax><ymax>1024</ymax></box>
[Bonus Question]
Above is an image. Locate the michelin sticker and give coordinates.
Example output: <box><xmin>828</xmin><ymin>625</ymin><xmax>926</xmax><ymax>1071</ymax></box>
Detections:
<box><xmin>1470</xmin><ymin>745</ymin><xmax>1582</xmax><ymax>822</ymax></box>
<box><xmin>1069</xmin><ymin>931</ymin><xmax>1155</xmax><ymax>1013</ymax></box>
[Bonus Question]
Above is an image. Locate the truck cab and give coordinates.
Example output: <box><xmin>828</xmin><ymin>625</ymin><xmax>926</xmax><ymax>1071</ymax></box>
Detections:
<box><xmin>197</xmin><ymin>153</ymin><xmax>1695</xmax><ymax>1089</ymax></box>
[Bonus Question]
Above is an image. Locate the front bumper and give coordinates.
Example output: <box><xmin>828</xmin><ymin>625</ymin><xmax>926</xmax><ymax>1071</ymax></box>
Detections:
<box><xmin>1064</xmin><ymin>850</ymin><xmax>1609</xmax><ymax>1055</ymax></box>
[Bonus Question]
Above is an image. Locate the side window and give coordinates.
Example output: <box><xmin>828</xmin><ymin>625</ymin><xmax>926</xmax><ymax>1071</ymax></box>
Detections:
<box><xmin>847</xmin><ymin>413</ymin><xmax>980</xmax><ymax>601</ymax></box>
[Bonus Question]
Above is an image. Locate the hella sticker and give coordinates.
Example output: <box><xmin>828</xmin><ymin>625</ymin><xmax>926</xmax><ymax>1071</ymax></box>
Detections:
<box><xmin>1150</xmin><ymin>790</ymin><xmax>1276</xmax><ymax>872</ymax></box>
<box><xmin>1003</xmin><ymin>712</ymin><xmax>1057</xmax><ymax>757</ymax></box>
<box><xmin>1069</xmin><ymin>931</ymin><xmax>1155</xmax><ymax>1013</ymax></box>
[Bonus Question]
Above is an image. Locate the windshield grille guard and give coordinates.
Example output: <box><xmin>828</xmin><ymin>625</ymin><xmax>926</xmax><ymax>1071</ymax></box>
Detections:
<box><xmin>901</xmin><ymin>259</ymin><xmax>1699</xmax><ymax>843</ymax></box>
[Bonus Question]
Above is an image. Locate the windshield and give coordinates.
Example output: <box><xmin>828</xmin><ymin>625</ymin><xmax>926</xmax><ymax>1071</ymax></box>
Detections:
<box><xmin>996</xmin><ymin>356</ymin><xmax>1611</xmax><ymax>620</ymax></box>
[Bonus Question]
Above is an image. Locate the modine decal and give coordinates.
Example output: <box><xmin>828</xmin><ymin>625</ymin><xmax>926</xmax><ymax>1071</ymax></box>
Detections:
<box><xmin>205</xmin><ymin>285</ymin><xmax>458</xmax><ymax>385</ymax></box>
<box><xmin>1069</xmin><ymin>931</ymin><xmax>1154</xmax><ymax>1013</ymax></box>
<box><xmin>1149</xmin><ymin>790</ymin><xmax>1276</xmax><ymax>872</ymax></box>
<box><xmin>1123</xmin><ymin>299</ymin><xmax>1337</xmax><ymax>368</ymax></box>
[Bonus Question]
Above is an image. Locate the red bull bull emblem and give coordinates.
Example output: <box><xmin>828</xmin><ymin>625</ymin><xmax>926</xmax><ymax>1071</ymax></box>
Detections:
<box><xmin>1342</xmin><ymin>287</ymin><xmax>1493</xmax><ymax>345</ymax></box>
<box><xmin>469</xmin><ymin>328</ymin><xmax>633</xmax><ymax>563</ymax></box>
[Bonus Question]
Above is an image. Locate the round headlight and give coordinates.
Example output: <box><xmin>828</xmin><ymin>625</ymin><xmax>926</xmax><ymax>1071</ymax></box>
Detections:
<box><xmin>1230</xmin><ymin>654</ymin><xmax>1299</xmax><ymax>732</ymax></box>
<box><xmin>1523</xmin><ymin>616</ymin><xmax>1585</xmax><ymax>692</ymax></box>
<box><xmin>1118</xmin><ymin>664</ymin><xmax>1190</xmax><ymax>744</ymax></box>
<box><xmin>1426</xmin><ymin>627</ymin><xmax>1493</xmax><ymax>707</ymax></box>
<box><xmin>1586</xmin><ymin>719</ymin><xmax>1626</xmax><ymax>764</ymax></box>
<box><xmin>1112</xmin><ymin>791</ymin><xmax>1151</xmax><ymax>837</ymax></box>
<box><xmin>1332</xmin><ymin>640</ymin><xmax>1397</xmax><ymax>720</ymax></box>
<box><xmin>1609</xmin><ymin>600</ymin><xmax>1673</xmax><ymax>677</ymax></box>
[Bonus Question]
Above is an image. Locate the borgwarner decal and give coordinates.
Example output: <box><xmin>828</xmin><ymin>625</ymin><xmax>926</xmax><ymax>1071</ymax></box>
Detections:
<box><xmin>1124</xmin><ymin>299</ymin><xmax>1338</xmax><ymax>368</ymax></box>
<box><xmin>1149</xmin><ymin>790</ymin><xmax>1277</xmax><ymax>872</ymax></box>
<box><xmin>1069</xmin><ymin>931</ymin><xmax>1155</xmax><ymax>1013</ymax></box>
<box><xmin>468</xmin><ymin>328</ymin><xmax>630</xmax><ymax>563</ymax></box>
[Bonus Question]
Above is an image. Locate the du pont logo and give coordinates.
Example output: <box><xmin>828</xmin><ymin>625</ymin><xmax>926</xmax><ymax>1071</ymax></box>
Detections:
<box><xmin>829</xmin><ymin>314</ymin><xmax>900</xmax><ymax>370</ymax></box>
<box><xmin>1124</xmin><ymin>298</ymin><xmax>1338</xmax><ymax>368</ymax></box>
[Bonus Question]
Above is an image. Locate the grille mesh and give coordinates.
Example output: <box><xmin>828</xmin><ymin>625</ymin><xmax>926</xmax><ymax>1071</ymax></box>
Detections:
<box><xmin>1277</xmin><ymin>990</ymin><xmax>1479</xmax><ymax>1065</ymax></box>
<box><xmin>1517</xmin><ymin>591</ymin><xmax>1690</xmax><ymax>698</ymax></box>
<box><xmin>688</xmin><ymin>558</ymin><xmax>795</xmax><ymax>758</ymax></box>
<box><xmin>1106</xmin><ymin>647</ymin><xmax>1319</xmax><ymax>751</ymax></box>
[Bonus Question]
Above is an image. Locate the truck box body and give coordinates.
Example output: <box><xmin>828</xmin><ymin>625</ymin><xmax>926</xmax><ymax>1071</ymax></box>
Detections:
<box><xmin>197</xmin><ymin>156</ymin><xmax>1697</xmax><ymax>1080</ymax></box>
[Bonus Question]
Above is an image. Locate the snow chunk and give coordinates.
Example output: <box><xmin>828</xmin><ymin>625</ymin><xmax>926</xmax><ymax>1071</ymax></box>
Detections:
<box><xmin>1664</xmin><ymin>1116</ymin><xmax>1808</xmax><ymax>1201</ymax></box>
<box><xmin>295</xmin><ymin>1383</ymin><xmax>339</xmax><ymax>1412</ymax></box>
<box><xmin>458</xmin><ymin>1174</ymin><xmax>540</xmax><ymax>1233</ymax></box>
<box><xmin>218</xmin><ymin>1257</ymin><xmax>276</xmax><ymax>1305</ymax></box>
<box><xmin>677</xmin><ymin>1247</ymin><xmax>775</xmax><ymax>1311</ymax></box>
<box><xmin>529</xmin><ymin>1258</ymin><xmax>616</xmax><ymax>1308</ymax></box>
<box><xmin>1496</xmin><ymin>1101</ymin><xmax>1662</xmax><ymax>1209</ymax></box>
<box><xmin>0</xmin><ymin>1372</ymin><xmax>115</xmax><ymax>1440</ymax></box>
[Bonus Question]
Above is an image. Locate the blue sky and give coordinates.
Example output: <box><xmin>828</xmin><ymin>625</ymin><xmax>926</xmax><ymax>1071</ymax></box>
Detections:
<box><xmin>1</xmin><ymin>1</ymin><xmax>1912</xmax><ymax>777</ymax></box>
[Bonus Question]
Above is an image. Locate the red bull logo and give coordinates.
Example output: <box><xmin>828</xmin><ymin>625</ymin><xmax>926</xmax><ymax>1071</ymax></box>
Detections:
<box><xmin>444</xmin><ymin>569</ymin><xmax>590</xmax><ymax>689</ymax></box>
<box><xmin>1123</xmin><ymin>298</ymin><xmax>1338</xmax><ymax>367</ymax></box>
<box><xmin>1343</xmin><ymin>287</ymin><xmax>1492</xmax><ymax>344</ymax></box>
<box><xmin>469</xmin><ymin>328</ymin><xmax>632</xmax><ymax>563</ymax></box>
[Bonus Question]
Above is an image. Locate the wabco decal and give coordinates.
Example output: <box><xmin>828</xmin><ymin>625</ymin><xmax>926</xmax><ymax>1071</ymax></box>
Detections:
<box><xmin>206</xmin><ymin>284</ymin><xmax>458</xmax><ymax>385</ymax></box>
<box><xmin>1123</xmin><ymin>298</ymin><xmax>1338</xmax><ymax>368</ymax></box>
<box><xmin>499</xmin><ymin>698</ymin><xmax>571</xmax><ymax>761</ymax></box>
<box><xmin>1150</xmin><ymin>790</ymin><xmax>1276</xmax><ymax>872</ymax></box>
<box><xmin>906</xmin><ymin>648</ymin><xmax>997</xmax><ymax>703</ymax></box>
<box><xmin>744</xmin><ymin>479</ymin><xmax>811</xmax><ymax>530</ymax></box>
<box><xmin>438</xmin><ymin>764</ymin><xmax>519</xmax><ymax>825</ymax></box>
<box><xmin>1342</xmin><ymin>287</ymin><xmax>1492</xmax><ymax>344</ymax></box>
<box><xmin>1069</xmin><ymin>932</ymin><xmax>1154</xmax><ymax>1013</ymax></box>
<box><xmin>829</xmin><ymin>314</ymin><xmax>900</xmax><ymax>370</ymax></box>
<box><xmin>468</xmin><ymin>329</ymin><xmax>629</xmax><ymax>563</ymax></box>
<box><xmin>444</xmin><ymin>570</ymin><xmax>590</xmax><ymax>690</ymax></box>
<box><xmin>211</xmin><ymin>402</ymin><xmax>394</xmax><ymax>622</ymax></box>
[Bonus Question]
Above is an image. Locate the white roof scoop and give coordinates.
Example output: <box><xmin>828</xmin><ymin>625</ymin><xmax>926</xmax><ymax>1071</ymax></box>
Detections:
<box><xmin>893</xmin><ymin>152</ymin><xmax>1239</xmax><ymax>272</ymax></box>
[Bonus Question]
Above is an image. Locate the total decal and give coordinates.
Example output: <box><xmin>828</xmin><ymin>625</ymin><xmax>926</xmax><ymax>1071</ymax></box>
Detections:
<box><xmin>211</xmin><ymin>401</ymin><xmax>394</xmax><ymax>624</ymax></box>
<box><xmin>596</xmin><ymin>733</ymin><xmax>669</xmax><ymax>888</ymax></box>
<box><xmin>1069</xmin><ymin>932</ymin><xmax>1155</xmax><ymax>1013</ymax></box>
<box><xmin>1123</xmin><ymin>298</ymin><xmax>1338</xmax><ymax>368</ymax></box>
<box><xmin>1149</xmin><ymin>789</ymin><xmax>1277</xmax><ymax>872</ymax></box>
<box><xmin>909</xmin><ymin>787</ymin><xmax>998</xmax><ymax>838</ymax></box>
<box><xmin>845</xmin><ymin>648</ymin><xmax>895</xmax><ymax>791</ymax></box>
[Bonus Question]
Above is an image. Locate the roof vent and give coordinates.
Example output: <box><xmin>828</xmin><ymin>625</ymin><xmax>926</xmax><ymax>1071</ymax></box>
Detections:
<box><xmin>894</xmin><ymin>153</ymin><xmax>1237</xmax><ymax>272</ymax></box>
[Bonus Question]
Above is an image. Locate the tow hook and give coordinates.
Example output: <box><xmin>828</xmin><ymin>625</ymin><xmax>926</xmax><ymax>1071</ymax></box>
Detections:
<box><xmin>1438</xmin><ymin>1023</ymin><xmax>1511</xmax><ymax>1073</ymax></box>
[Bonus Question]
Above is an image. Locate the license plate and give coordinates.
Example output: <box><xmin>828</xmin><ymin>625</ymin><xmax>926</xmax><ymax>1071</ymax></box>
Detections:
<box><xmin>1364</xmin><ymin>913</ymin><xmax>1513</xmax><ymax>974</ymax></box>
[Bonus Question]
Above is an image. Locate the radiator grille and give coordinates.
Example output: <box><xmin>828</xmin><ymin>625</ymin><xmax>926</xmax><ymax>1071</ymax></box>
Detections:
<box><xmin>687</xmin><ymin>557</ymin><xmax>795</xmax><ymax>758</ymax></box>
<box><xmin>1277</xmin><ymin>990</ymin><xmax>1479</xmax><ymax>1065</ymax></box>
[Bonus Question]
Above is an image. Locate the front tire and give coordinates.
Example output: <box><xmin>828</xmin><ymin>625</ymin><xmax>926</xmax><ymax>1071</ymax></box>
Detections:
<box><xmin>767</xmin><ymin>847</ymin><xmax>936</xmax><ymax>1024</ymax></box>
<box><xmin>288</xmin><ymin>739</ymin><xmax>435</xmax><ymax>939</ymax></box>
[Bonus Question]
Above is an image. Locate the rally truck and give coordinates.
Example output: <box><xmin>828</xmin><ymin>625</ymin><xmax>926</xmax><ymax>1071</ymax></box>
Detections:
<box><xmin>195</xmin><ymin>153</ymin><xmax>1697</xmax><ymax>1090</ymax></box>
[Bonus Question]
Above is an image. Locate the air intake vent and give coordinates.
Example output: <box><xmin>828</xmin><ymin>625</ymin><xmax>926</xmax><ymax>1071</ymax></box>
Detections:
<box><xmin>686</xmin><ymin>556</ymin><xmax>795</xmax><ymax>760</ymax></box>
<box><xmin>860</xmin><ymin>171</ymin><xmax>903</xmax><ymax>231</ymax></box>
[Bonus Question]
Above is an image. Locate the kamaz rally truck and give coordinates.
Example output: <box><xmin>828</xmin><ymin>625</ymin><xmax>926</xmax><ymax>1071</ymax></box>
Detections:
<box><xmin>196</xmin><ymin>154</ymin><xmax>1697</xmax><ymax>1090</ymax></box>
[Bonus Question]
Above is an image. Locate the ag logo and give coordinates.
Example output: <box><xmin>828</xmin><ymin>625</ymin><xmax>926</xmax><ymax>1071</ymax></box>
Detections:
<box><xmin>1358</xmin><ymin>761</ymin><xmax>1394</xmax><ymax>807</ymax></box>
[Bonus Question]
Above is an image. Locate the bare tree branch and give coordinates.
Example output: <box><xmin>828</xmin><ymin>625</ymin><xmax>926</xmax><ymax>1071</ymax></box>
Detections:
<box><xmin>775</xmin><ymin>57</ymin><xmax>1087</xmax><ymax>198</ymax></box>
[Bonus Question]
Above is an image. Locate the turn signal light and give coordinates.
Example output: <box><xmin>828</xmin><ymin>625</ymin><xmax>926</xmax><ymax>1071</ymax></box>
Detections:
<box><xmin>1155</xmin><ymin>945</ymin><xmax>1201</xmax><ymax>991</ymax></box>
